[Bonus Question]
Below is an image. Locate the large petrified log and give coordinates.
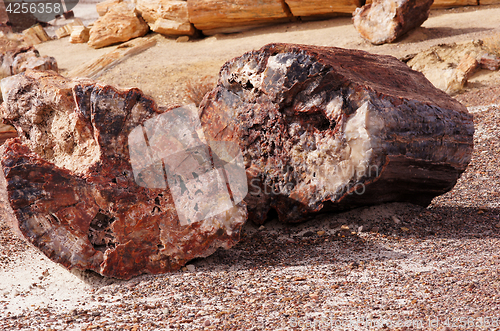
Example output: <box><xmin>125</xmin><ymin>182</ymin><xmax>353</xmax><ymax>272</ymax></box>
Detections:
<box><xmin>0</xmin><ymin>70</ymin><xmax>247</xmax><ymax>279</ymax></box>
<box><xmin>88</xmin><ymin>3</ymin><xmax>149</xmax><ymax>49</ymax></box>
<box><xmin>199</xmin><ymin>43</ymin><xmax>474</xmax><ymax>224</ymax></box>
<box><xmin>352</xmin><ymin>0</ymin><xmax>434</xmax><ymax>45</ymax></box>
<box><xmin>187</xmin><ymin>0</ymin><xmax>293</xmax><ymax>35</ymax></box>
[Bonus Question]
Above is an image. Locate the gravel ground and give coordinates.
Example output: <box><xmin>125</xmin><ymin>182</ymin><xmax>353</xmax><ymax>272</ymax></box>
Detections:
<box><xmin>0</xmin><ymin>98</ymin><xmax>500</xmax><ymax>330</ymax></box>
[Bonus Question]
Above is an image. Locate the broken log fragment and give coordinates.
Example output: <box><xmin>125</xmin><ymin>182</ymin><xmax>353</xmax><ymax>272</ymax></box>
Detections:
<box><xmin>199</xmin><ymin>43</ymin><xmax>474</xmax><ymax>224</ymax></box>
<box><xmin>353</xmin><ymin>0</ymin><xmax>434</xmax><ymax>45</ymax></box>
<box><xmin>88</xmin><ymin>3</ymin><xmax>149</xmax><ymax>49</ymax></box>
<box><xmin>0</xmin><ymin>70</ymin><xmax>247</xmax><ymax>279</ymax></box>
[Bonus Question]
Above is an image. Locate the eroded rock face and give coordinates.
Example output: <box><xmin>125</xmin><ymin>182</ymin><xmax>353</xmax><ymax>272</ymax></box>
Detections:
<box><xmin>0</xmin><ymin>46</ymin><xmax>57</xmax><ymax>80</ymax></box>
<box><xmin>0</xmin><ymin>70</ymin><xmax>247</xmax><ymax>279</ymax></box>
<box><xmin>136</xmin><ymin>0</ymin><xmax>195</xmax><ymax>36</ymax></box>
<box><xmin>353</xmin><ymin>0</ymin><xmax>434</xmax><ymax>45</ymax></box>
<box><xmin>199</xmin><ymin>43</ymin><xmax>474</xmax><ymax>224</ymax></box>
<box><xmin>88</xmin><ymin>3</ymin><xmax>149</xmax><ymax>49</ymax></box>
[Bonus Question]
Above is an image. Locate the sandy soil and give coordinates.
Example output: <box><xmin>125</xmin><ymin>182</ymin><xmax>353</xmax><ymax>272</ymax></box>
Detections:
<box><xmin>1</xmin><ymin>3</ymin><xmax>500</xmax><ymax>331</ymax></box>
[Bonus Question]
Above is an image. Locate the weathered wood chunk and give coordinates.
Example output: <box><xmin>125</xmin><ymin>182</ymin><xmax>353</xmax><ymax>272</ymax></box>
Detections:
<box><xmin>353</xmin><ymin>0</ymin><xmax>434</xmax><ymax>45</ymax></box>
<box><xmin>22</xmin><ymin>24</ymin><xmax>51</xmax><ymax>45</ymax></box>
<box><xmin>136</xmin><ymin>0</ymin><xmax>195</xmax><ymax>36</ymax></box>
<box><xmin>286</xmin><ymin>0</ymin><xmax>363</xmax><ymax>17</ymax></box>
<box><xmin>199</xmin><ymin>43</ymin><xmax>474</xmax><ymax>224</ymax></box>
<box><xmin>0</xmin><ymin>70</ymin><xmax>247</xmax><ymax>279</ymax></box>
<box><xmin>88</xmin><ymin>3</ymin><xmax>149</xmax><ymax>49</ymax></box>
<box><xmin>187</xmin><ymin>0</ymin><xmax>292</xmax><ymax>35</ymax></box>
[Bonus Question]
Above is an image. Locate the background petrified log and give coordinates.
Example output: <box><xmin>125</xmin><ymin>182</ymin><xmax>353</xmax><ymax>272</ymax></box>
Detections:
<box><xmin>187</xmin><ymin>0</ymin><xmax>293</xmax><ymax>35</ymax></box>
<box><xmin>88</xmin><ymin>3</ymin><xmax>149</xmax><ymax>49</ymax></box>
<box><xmin>0</xmin><ymin>70</ymin><xmax>247</xmax><ymax>279</ymax></box>
<box><xmin>199</xmin><ymin>43</ymin><xmax>474</xmax><ymax>224</ymax></box>
<box><xmin>286</xmin><ymin>0</ymin><xmax>363</xmax><ymax>18</ymax></box>
<box><xmin>136</xmin><ymin>0</ymin><xmax>195</xmax><ymax>36</ymax></box>
<box><xmin>353</xmin><ymin>0</ymin><xmax>434</xmax><ymax>45</ymax></box>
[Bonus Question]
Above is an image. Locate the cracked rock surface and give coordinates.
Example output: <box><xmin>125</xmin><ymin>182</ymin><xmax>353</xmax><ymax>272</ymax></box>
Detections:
<box><xmin>0</xmin><ymin>70</ymin><xmax>246</xmax><ymax>279</ymax></box>
<box><xmin>353</xmin><ymin>0</ymin><xmax>434</xmax><ymax>45</ymax></box>
<box><xmin>199</xmin><ymin>43</ymin><xmax>474</xmax><ymax>224</ymax></box>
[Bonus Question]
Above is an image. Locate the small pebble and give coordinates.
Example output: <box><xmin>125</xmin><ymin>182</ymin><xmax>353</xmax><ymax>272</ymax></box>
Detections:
<box><xmin>186</xmin><ymin>264</ymin><xmax>196</xmax><ymax>272</ymax></box>
<box><xmin>176</xmin><ymin>36</ymin><xmax>190</xmax><ymax>43</ymax></box>
<box><xmin>392</xmin><ymin>216</ymin><xmax>402</xmax><ymax>224</ymax></box>
<box><xmin>258</xmin><ymin>225</ymin><xmax>265</xmax><ymax>230</ymax></box>
<box><xmin>316</xmin><ymin>230</ymin><xmax>325</xmax><ymax>236</ymax></box>
<box><xmin>204</xmin><ymin>319</ymin><xmax>211</xmax><ymax>327</ymax></box>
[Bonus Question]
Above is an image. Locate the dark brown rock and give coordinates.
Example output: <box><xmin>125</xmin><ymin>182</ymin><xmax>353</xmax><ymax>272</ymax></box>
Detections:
<box><xmin>353</xmin><ymin>0</ymin><xmax>434</xmax><ymax>45</ymax></box>
<box><xmin>199</xmin><ymin>43</ymin><xmax>474</xmax><ymax>224</ymax></box>
<box><xmin>0</xmin><ymin>70</ymin><xmax>247</xmax><ymax>279</ymax></box>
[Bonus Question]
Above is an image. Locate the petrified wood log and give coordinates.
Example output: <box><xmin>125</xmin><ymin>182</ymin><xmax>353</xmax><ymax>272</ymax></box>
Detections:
<box><xmin>352</xmin><ymin>0</ymin><xmax>434</xmax><ymax>45</ymax></box>
<box><xmin>88</xmin><ymin>3</ymin><xmax>149</xmax><ymax>49</ymax></box>
<box><xmin>187</xmin><ymin>0</ymin><xmax>292</xmax><ymax>35</ymax></box>
<box><xmin>0</xmin><ymin>70</ymin><xmax>247</xmax><ymax>279</ymax></box>
<box><xmin>286</xmin><ymin>0</ymin><xmax>363</xmax><ymax>17</ymax></box>
<box><xmin>199</xmin><ymin>43</ymin><xmax>474</xmax><ymax>224</ymax></box>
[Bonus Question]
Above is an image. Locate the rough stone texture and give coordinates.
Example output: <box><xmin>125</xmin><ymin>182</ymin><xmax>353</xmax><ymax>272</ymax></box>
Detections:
<box><xmin>445</xmin><ymin>53</ymin><xmax>479</xmax><ymax>94</ymax></box>
<box><xmin>96</xmin><ymin>0</ymin><xmax>123</xmax><ymax>16</ymax></box>
<box><xmin>199</xmin><ymin>43</ymin><xmax>474</xmax><ymax>224</ymax></box>
<box><xmin>286</xmin><ymin>0</ymin><xmax>363</xmax><ymax>17</ymax></box>
<box><xmin>22</xmin><ymin>24</ymin><xmax>51</xmax><ymax>45</ymax></box>
<box><xmin>0</xmin><ymin>46</ymin><xmax>58</xmax><ymax>99</ymax></box>
<box><xmin>479</xmin><ymin>53</ymin><xmax>500</xmax><ymax>71</ymax></box>
<box><xmin>187</xmin><ymin>0</ymin><xmax>293</xmax><ymax>35</ymax></box>
<box><xmin>0</xmin><ymin>123</ymin><xmax>16</xmax><ymax>145</ymax></box>
<box><xmin>0</xmin><ymin>70</ymin><xmax>247</xmax><ymax>279</ymax></box>
<box><xmin>353</xmin><ymin>0</ymin><xmax>434</xmax><ymax>45</ymax></box>
<box><xmin>407</xmin><ymin>42</ymin><xmax>484</xmax><ymax>93</ymax></box>
<box><xmin>69</xmin><ymin>26</ymin><xmax>90</xmax><ymax>44</ymax></box>
<box><xmin>55</xmin><ymin>18</ymin><xmax>85</xmax><ymax>39</ymax></box>
<box><xmin>136</xmin><ymin>0</ymin><xmax>195</xmax><ymax>36</ymax></box>
<box><xmin>88</xmin><ymin>3</ymin><xmax>149</xmax><ymax>49</ymax></box>
<box><xmin>150</xmin><ymin>18</ymin><xmax>195</xmax><ymax>36</ymax></box>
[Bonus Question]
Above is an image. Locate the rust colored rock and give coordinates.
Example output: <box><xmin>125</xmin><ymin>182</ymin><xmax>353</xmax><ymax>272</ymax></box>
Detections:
<box><xmin>187</xmin><ymin>0</ymin><xmax>292</xmax><ymax>35</ymax></box>
<box><xmin>88</xmin><ymin>3</ymin><xmax>149</xmax><ymax>49</ymax></box>
<box><xmin>199</xmin><ymin>43</ymin><xmax>474</xmax><ymax>224</ymax></box>
<box><xmin>353</xmin><ymin>0</ymin><xmax>434</xmax><ymax>45</ymax></box>
<box><xmin>0</xmin><ymin>70</ymin><xmax>247</xmax><ymax>279</ymax></box>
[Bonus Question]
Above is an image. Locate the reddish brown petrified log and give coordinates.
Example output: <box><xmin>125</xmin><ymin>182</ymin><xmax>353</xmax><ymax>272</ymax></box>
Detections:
<box><xmin>352</xmin><ymin>0</ymin><xmax>434</xmax><ymax>45</ymax></box>
<box><xmin>199</xmin><ymin>43</ymin><xmax>474</xmax><ymax>224</ymax></box>
<box><xmin>0</xmin><ymin>70</ymin><xmax>247</xmax><ymax>279</ymax></box>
